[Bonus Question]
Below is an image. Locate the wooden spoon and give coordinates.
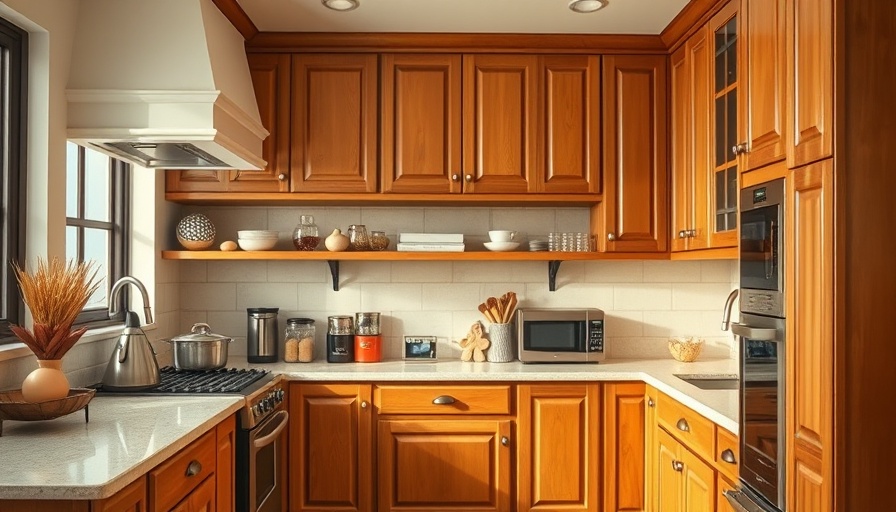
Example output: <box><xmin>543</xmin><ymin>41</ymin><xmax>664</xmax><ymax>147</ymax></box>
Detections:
<box><xmin>505</xmin><ymin>293</ymin><xmax>518</xmax><ymax>323</ymax></box>
<box><xmin>478</xmin><ymin>302</ymin><xmax>495</xmax><ymax>323</ymax></box>
<box><xmin>487</xmin><ymin>297</ymin><xmax>502</xmax><ymax>324</ymax></box>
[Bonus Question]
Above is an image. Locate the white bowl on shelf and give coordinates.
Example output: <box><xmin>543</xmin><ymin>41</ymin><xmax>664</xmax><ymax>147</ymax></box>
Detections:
<box><xmin>484</xmin><ymin>241</ymin><xmax>520</xmax><ymax>252</ymax></box>
<box><xmin>238</xmin><ymin>238</ymin><xmax>278</xmax><ymax>251</ymax></box>
<box><xmin>237</xmin><ymin>230</ymin><xmax>279</xmax><ymax>240</ymax></box>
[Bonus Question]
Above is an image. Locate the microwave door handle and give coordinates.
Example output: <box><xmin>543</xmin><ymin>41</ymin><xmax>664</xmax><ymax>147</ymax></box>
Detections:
<box><xmin>731</xmin><ymin>323</ymin><xmax>778</xmax><ymax>341</ymax></box>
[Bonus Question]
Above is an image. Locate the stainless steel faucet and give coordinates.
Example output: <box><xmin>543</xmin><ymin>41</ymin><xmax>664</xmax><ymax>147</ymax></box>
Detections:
<box><xmin>721</xmin><ymin>289</ymin><xmax>739</xmax><ymax>331</ymax></box>
<box><xmin>109</xmin><ymin>276</ymin><xmax>153</xmax><ymax>325</ymax></box>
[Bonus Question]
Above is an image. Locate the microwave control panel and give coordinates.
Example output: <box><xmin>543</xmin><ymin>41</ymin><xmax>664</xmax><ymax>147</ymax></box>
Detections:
<box><xmin>589</xmin><ymin>319</ymin><xmax>604</xmax><ymax>352</ymax></box>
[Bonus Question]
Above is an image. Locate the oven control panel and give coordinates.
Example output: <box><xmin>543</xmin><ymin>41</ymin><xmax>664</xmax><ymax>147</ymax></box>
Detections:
<box><xmin>251</xmin><ymin>387</ymin><xmax>285</xmax><ymax>419</ymax></box>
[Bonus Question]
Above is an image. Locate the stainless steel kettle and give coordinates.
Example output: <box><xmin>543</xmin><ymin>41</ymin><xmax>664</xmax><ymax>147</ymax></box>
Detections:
<box><xmin>102</xmin><ymin>276</ymin><xmax>161</xmax><ymax>390</ymax></box>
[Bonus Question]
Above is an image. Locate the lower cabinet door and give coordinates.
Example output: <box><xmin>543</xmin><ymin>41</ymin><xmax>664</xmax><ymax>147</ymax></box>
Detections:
<box><xmin>656</xmin><ymin>428</ymin><xmax>682</xmax><ymax>512</ymax></box>
<box><xmin>377</xmin><ymin>418</ymin><xmax>512</xmax><ymax>512</ymax></box>
<box><xmin>680</xmin><ymin>446</ymin><xmax>715</xmax><ymax>512</ymax></box>
<box><xmin>170</xmin><ymin>475</ymin><xmax>216</xmax><ymax>512</ymax></box>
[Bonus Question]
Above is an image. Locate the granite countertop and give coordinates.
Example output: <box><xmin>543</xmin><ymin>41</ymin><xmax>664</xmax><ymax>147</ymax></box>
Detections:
<box><xmin>235</xmin><ymin>356</ymin><xmax>740</xmax><ymax>433</ymax></box>
<box><xmin>0</xmin><ymin>356</ymin><xmax>738</xmax><ymax>501</ymax></box>
<box><xmin>0</xmin><ymin>395</ymin><xmax>242</xmax><ymax>500</ymax></box>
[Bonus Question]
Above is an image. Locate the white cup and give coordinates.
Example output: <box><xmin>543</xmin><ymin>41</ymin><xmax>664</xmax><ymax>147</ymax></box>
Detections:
<box><xmin>489</xmin><ymin>230</ymin><xmax>517</xmax><ymax>242</ymax></box>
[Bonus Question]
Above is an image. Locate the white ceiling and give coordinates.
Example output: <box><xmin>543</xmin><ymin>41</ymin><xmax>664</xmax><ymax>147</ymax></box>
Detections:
<box><xmin>236</xmin><ymin>0</ymin><xmax>690</xmax><ymax>35</ymax></box>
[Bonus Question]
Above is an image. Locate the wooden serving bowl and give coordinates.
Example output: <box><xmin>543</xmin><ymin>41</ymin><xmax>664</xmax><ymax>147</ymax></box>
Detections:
<box><xmin>0</xmin><ymin>388</ymin><xmax>95</xmax><ymax>436</ymax></box>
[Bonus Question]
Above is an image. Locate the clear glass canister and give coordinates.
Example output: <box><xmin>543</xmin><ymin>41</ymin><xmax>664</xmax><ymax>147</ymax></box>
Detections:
<box><xmin>293</xmin><ymin>215</ymin><xmax>321</xmax><ymax>251</ymax></box>
<box><xmin>369</xmin><ymin>231</ymin><xmax>389</xmax><ymax>251</ymax></box>
<box><xmin>347</xmin><ymin>224</ymin><xmax>370</xmax><ymax>251</ymax></box>
<box><xmin>284</xmin><ymin>318</ymin><xmax>315</xmax><ymax>363</ymax></box>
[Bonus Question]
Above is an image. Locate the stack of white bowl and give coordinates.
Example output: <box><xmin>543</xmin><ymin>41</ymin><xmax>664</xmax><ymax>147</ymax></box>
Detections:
<box><xmin>237</xmin><ymin>230</ymin><xmax>279</xmax><ymax>251</ymax></box>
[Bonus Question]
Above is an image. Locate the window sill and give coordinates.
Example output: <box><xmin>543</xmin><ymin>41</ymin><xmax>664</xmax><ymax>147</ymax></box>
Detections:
<box><xmin>0</xmin><ymin>322</ymin><xmax>157</xmax><ymax>363</ymax></box>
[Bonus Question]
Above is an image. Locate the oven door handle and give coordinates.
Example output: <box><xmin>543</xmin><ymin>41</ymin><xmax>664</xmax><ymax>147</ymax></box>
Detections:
<box><xmin>731</xmin><ymin>323</ymin><xmax>778</xmax><ymax>341</ymax></box>
<box><xmin>723</xmin><ymin>489</ymin><xmax>775</xmax><ymax>512</ymax></box>
<box><xmin>253</xmin><ymin>410</ymin><xmax>289</xmax><ymax>449</ymax></box>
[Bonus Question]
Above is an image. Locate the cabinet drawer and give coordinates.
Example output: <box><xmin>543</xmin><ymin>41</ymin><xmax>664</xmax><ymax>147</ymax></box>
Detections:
<box><xmin>375</xmin><ymin>385</ymin><xmax>512</xmax><ymax>415</ymax></box>
<box><xmin>149</xmin><ymin>429</ymin><xmax>217</xmax><ymax>512</ymax></box>
<box><xmin>715</xmin><ymin>426</ymin><xmax>740</xmax><ymax>482</ymax></box>
<box><xmin>656</xmin><ymin>392</ymin><xmax>715</xmax><ymax>462</ymax></box>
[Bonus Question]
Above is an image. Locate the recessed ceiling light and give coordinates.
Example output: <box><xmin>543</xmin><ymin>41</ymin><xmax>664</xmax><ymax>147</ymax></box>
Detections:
<box><xmin>568</xmin><ymin>0</ymin><xmax>609</xmax><ymax>13</ymax></box>
<box><xmin>322</xmin><ymin>0</ymin><xmax>360</xmax><ymax>12</ymax></box>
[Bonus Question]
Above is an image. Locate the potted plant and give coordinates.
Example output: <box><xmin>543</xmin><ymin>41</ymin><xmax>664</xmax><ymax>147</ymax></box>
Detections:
<box><xmin>10</xmin><ymin>258</ymin><xmax>100</xmax><ymax>402</ymax></box>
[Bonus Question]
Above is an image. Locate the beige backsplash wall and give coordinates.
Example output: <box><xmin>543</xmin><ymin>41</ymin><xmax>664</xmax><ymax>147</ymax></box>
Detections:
<box><xmin>176</xmin><ymin>206</ymin><xmax>740</xmax><ymax>362</ymax></box>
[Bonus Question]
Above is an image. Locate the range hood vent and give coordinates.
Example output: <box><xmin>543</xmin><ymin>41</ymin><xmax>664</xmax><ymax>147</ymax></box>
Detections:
<box><xmin>66</xmin><ymin>0</ymin><xmax>268</xmax><ymax>170</ymax></box>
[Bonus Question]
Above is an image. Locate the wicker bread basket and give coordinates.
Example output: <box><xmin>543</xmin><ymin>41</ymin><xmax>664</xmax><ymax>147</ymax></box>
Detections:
<box><xmin>668</xmin><ymin>337</ymin><xmax>705</xmax><ymax>362</ymax></box>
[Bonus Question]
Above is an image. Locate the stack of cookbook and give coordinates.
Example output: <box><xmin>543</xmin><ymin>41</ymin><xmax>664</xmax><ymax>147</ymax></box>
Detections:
<box><xmin>397</xmin><ymin>233</ymin><xmax>465</xmax><ymax>252</ymax></box>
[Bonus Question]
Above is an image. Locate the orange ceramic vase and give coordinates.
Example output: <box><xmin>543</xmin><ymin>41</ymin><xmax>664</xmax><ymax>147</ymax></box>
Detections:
<box><xmin>21</xmin><ymin>359</ymin><xmax>70</xmax><ymax>403</ymax></box>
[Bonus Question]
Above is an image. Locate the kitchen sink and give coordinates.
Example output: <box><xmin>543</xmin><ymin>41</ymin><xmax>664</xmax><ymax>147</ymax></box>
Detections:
<box><xmin>674</xmin><ymin>373</ymin><xmax>740</xmax><ymax>390</ymax></box>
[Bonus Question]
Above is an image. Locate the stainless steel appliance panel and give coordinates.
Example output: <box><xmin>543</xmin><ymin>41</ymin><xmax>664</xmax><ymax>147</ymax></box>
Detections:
<box><xmin>516</xmin><ymin>308</ymin><xmax>605</xmax><ymax>363</ymax></box>
<box><xmin>740</xmin><ymin>179</ymin><xmax>785</xmax><ymax>317</ymax></box>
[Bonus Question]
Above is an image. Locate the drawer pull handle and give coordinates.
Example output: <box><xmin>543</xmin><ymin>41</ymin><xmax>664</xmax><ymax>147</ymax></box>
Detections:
<box><xmin>185</xmin><ymin>460</ymin><xmax>202</xmax><ymax>477</ymax></box>
<box><xmin>432</xmin><ymin>395</ymin><xmax>456</xmax><ymax>405</ymax></box>
<box><xmin>676</xmin><ymin>418</ymin><xmax>690</xmax><ymax>432</ymax></box>
<box><xmin>721</xmin><ymin>449</ymin><xmax>737</xmax><ymax>465</ymax></box>
<box><xmin>501</xmin><ymin>436</ymin><xmax>510</xmax><ymax>447</ymax></box>
<box><xmin>671</xmin><ymin>460</ymin><xmax>684</xmax><ymax>472</ymax></box>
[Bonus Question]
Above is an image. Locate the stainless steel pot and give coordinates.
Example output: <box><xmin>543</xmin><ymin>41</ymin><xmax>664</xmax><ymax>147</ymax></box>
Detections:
<box><xmin>167</xmin><ymin>323</ymin><xmax>231</xmax><ymax>370</ymax></box>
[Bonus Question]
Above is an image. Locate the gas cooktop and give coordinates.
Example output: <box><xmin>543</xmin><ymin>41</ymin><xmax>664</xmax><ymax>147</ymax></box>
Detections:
<box><xmin>94</xmin><ymin>367</ymin><xmax>274</xmax><ymax>395</ymax></box>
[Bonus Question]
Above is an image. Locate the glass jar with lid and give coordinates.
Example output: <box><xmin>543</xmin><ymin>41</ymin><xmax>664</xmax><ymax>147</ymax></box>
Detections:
<box><xmin>369</xmin><ymin>231</ymin><xmax>390</xmax><ymax>251</ymax></box>
<box><xmin>293</xmin><ymin>215</ymin><xmax>321</xmax><ymax>251</ymax></box>
<box><xmin>284</xmin><ymin>318</ymin><xmax>315</xmax><ymax>363</ymax></box>
<box><xmin>346</xmin><ymin>224</ymin><xmax>370</xmax><ymax>251</ymax></box>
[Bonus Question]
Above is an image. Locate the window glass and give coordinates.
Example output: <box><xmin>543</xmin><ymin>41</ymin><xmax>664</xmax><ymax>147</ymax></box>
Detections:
<box><xmin>84</xmin><ymin>148</ymin><xmax>110</xmax><ymax>222</ymax></box>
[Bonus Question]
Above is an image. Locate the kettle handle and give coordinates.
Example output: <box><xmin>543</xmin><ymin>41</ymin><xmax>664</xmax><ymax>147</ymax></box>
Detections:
<box><xmin>118</xmin><ymin>335</ymin><xmax>129</xmax><ymax>363</ymax></box>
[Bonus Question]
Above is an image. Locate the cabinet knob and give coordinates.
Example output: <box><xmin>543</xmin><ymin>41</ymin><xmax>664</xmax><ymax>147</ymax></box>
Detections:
<box><xmin>731</xmin><ymin>143</ymin><xmax>748</xmax><ymax>155</ymax></box>
<box><xmin>501</xmin><ymin>436</ymin><xmax>510</xmax><ymax>447</ymax></box>
<box><xmin>676</xmin><ymin>418</ymin><xmax>690</xmax><ymax>432</ymax></box>
<box><xmin>278</xmin><ymin>173</ymin><xmax>286</xmax><ymax>181</ymax></box>
<box><xmin>432</xmin><ymin>395</ymin><xmax>457</xmax><ymax>405</ymax></box>
<box><xmin>464</xmin><ymin>174</ymin><xmax>473</xmax><ymax>183</ymax></box>
<box><xmin>647</xmin><ymin>398</ymin><xmax>655</xmax><ymax>408</ymax></box>
<box><xmin>361</xmin><ymin>401</ymin><xmax>369</xmax><ymax>409</ymax></box>
<box><xmin>678</xmin><ymin>230</ymin><xmax>686</xmax><ymax>239</ymax></box>
<box><xmin>607</xmin><ymin>233</ymin><xmax>616</xmax><ymax>241</ymax></box>
<box><xmin>671</xmin><ymin>460</ymin><xmax>684</xmax><ymax>472</ymax></box>
<box><xmin>721</xmin><ymin>449</ymin><xmax>737</xmax><ymax>465</ymax></box>
<box><xmin>185</xmin><ymin>460</ymin><xmax>202</xmax><ymax>477</ymax></box>
<box><xmin>687</xmin><ymin>229</ymin><xmax>696</xmax><ymax>238</ymax></box>
<box><xmin>452</xmin><ymin>174</ymin><xmax>460</xmax><ymax>182</ymax></box>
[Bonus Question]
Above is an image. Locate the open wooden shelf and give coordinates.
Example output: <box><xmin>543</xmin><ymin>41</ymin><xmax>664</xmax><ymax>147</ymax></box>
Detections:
<box><xmin>161</xmin><ymin>250</ymin><xmax>668</xmax><ymax>291</ymax></box>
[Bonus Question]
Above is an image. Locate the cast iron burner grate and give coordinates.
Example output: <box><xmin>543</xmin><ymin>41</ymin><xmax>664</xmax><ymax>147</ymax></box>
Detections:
<box><xmin>151</xmin><ymin>367</ymin><xmax>270</xmax><ymax>393</ymax></box>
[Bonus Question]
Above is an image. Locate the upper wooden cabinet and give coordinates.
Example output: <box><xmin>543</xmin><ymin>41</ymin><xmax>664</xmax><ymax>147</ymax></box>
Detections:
<box><xmin>380</xmin><ymin>54</ymin><xmax>463</xmax><ymax>194</ymax></box>
<box><xmin>786</xmin><ymin>0</ymin><xmax>833</xmax><ymax>168</ymax></box>
<box><xmin>291</xmin><ymin>54</ymin><xmax>378</xmax><ymax>193</ymax></box>
<box><xmin>166</xmin><ymin>53</ymin><xmax>291</xmax><ymax>193</ymax></box>
<box><xmin>736</xmin><ymin>0</ymin><xmax>787</xmax><ymax>172</ymax></box>
<box><xmin>670</xmin><ymin>27</ymin><xmax>712</xmax><ymax>252</ymax></box>
<box><xmin>537</xmin><ymin>55</ymin><xmax>601</xmax><ymax>194</ymax></box>
<box><xmin>598</xmin><ymin>55</ymin><xmax>668</xmax><ymax>253</ymax></box>
<box><xmin>462</xmin><ymin>54</ymin><xmax>539</xmax><ymax>193</ymax></box>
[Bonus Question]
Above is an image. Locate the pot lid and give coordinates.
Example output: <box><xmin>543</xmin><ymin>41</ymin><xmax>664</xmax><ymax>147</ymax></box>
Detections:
<box><xmin>171</xmin><ymin>323</ymin><xmax>232</xmax><ymax>343</ymax></box>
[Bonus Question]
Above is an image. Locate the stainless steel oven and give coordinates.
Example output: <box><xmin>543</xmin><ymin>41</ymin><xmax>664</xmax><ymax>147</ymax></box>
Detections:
<box><xmin>237</xmin><ymin>382</ymin><xmax>288</xmax><ymax>512</ymax></box>
<box><xmin>726</xmin><ymin>177</ymin><xmax>787</xmax><ymax>512</ymax></box>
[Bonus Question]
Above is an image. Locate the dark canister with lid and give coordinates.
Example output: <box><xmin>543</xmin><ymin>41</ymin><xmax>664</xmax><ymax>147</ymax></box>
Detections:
<box><xmin>354</xmin><ymin>312</ymin><xmax>382</xmax><ymax>363</ymax></box>
<box><xmin>247</xmin><ymin>307</ymin><xmax>279</xmax><ymax>363</ymax></box>
<box><xmin>327</xmin><ymin>315</ymin><xmax>354</xmax><ymax>363</ymax></box>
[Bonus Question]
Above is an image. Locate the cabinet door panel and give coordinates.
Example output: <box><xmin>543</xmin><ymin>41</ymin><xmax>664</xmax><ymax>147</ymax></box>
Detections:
<box><xmin>680</xmin><ymin>447</ymin><xmax>715</xmax><ymax>512</ymax></box>
<box><xmin>688</xmin><ymin>27</ymin><xmax>712</xmax><ymax>250</ymax></box>
<box><xmin>291</xmin><ymin>54</ymin><xmax>378</xmax><ymax>193</ymax></box>
<box><xmin>463</xmin><ymin>54</ymin><xmax>537</xmax><ymax>193</ymax></box>
<box><xmin>91</xmin><ymin>477</ymin><xmax>147</xmax><ymax>512</ymax></box>
<box><xmin>170</xmin><ymin>475</ymin><xmax>215</xmax><ymax>512</ymax></box>
<box><xmin>378</xmin><ymin>419</ymin><xmax>511</xmax><ymax>512</ymax></box>
<box><xmin>518</xmin><ymin>384</ymin><xmax>599</xmax><ymax>512</ymax></box>
<box><xmin>603</xmin><ymin>383</ymin><xmax>646</xmax><ymax>512</ymax></box>
<box><xmin>786</xmin><ymin>0</ymin><xmax>833</xmax><ymax>168</ymax></box>
<box><xmin>381</xmin><ymin>54</ymin><xmax>462</xmax><ymax>194</ymax></box>
<box><xmin>785</xmin><ymin>160</ymin><xmax>833</xmax><ymax>512</ymax></box>
<box><xmin>538</xmin><ymin>55</ymin><xmax>600</xmax><ymax>194</ymax></box>
<box><xmin>656</xmin><ymin>429</ymin><xmax>681</xmax><ymax>512</ymax></box>
<box><xmin>290</xmin><ymin>383</ymin><xmax>373</xmax><ymax>512</ymax></box>
<box><xmin>670</xmin><ymin>45</ymin><xmax>691</xmax><ymax>253</ymax></box>
<box><xmin>600</xmin><ymin>55</ymin><xmax>668</xmax><ymax>252</ymax></box>
<box><xmin>740</xmin><ymin>0</ymin><xmax>786</xmax><ymax>171</ymax></box>
<box><xmin>215</xmin><ymin>415</ymin><xmax>235</xmax><ymax>512</ymax></box>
